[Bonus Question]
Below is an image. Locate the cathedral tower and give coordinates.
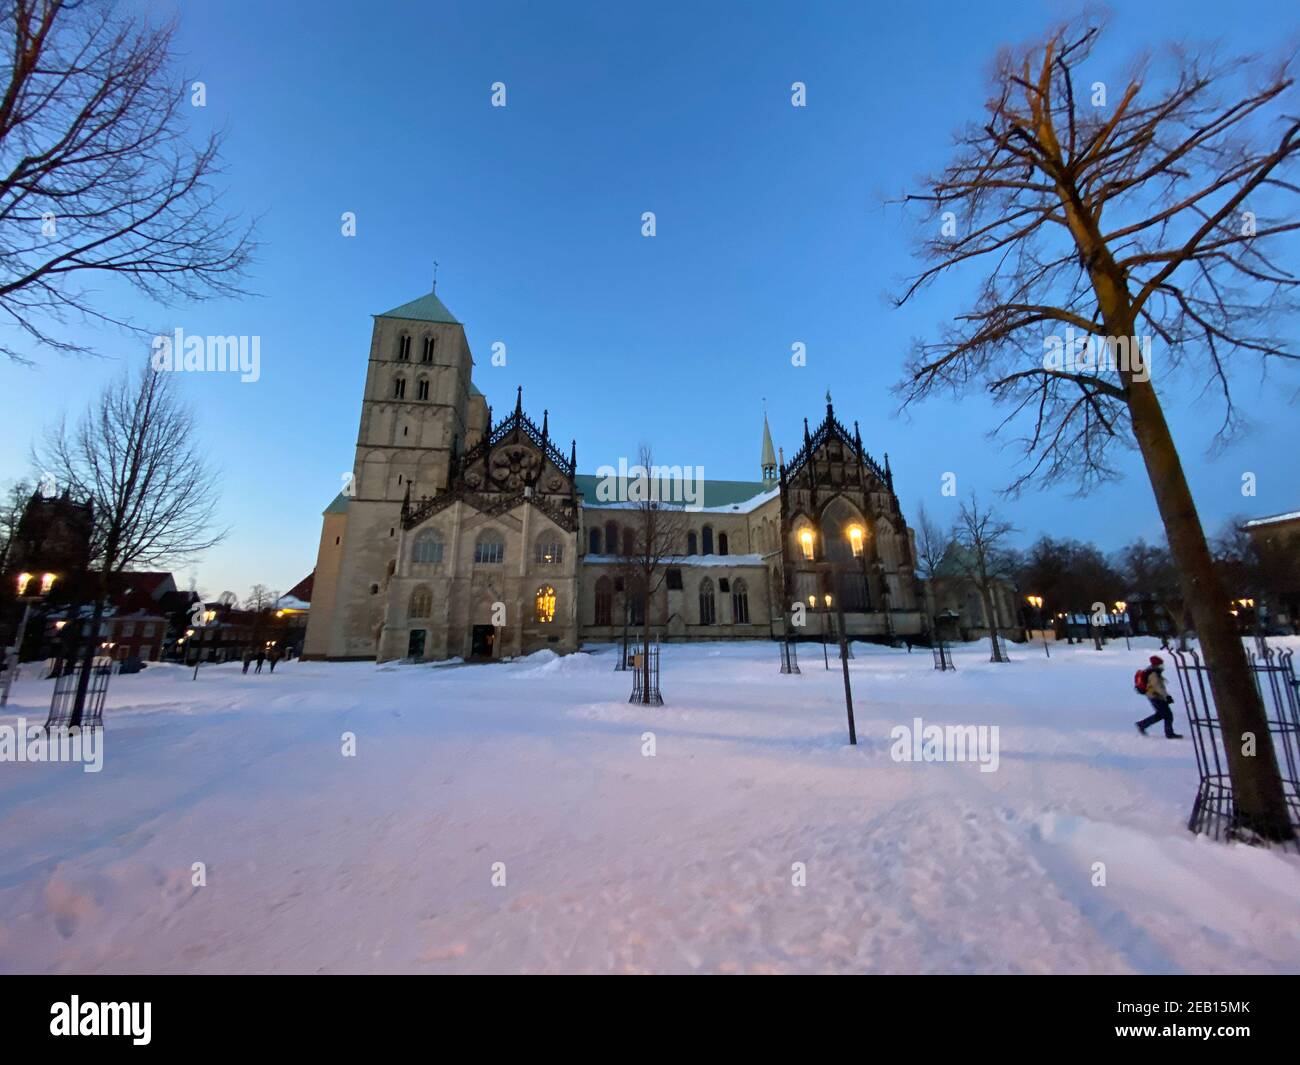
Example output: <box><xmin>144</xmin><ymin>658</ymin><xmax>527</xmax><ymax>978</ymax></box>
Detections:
<box><xmin>303</xmin><ymin>288</ymin><xmax>489</xmax><ymax>659</ymax></box>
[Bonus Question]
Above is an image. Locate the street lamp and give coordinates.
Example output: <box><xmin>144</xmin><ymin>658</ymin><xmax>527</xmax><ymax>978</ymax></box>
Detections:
<box><xmin>1025</xmin><ymin>595</ymin><xmax>1050</xmax><ymax>658</ymax></box>
<box><xmin>1114</xmin><ymin>601</ymin><xmax>1130</xmax><ymax>650</ymax></box>
<box><xmin>2</xmin><ymin>571</ymin><xmax>58</xmax><ymax>707</ymax></box>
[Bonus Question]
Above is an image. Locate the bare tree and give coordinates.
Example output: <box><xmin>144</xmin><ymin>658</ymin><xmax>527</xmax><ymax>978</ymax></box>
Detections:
<box><xmin>244</xmin><ymin>584</ymin><xmax>274</xmax><ymax>611</ymax></box>
<box><xmin>0</xmin><ymin>476</ymin><xmax>32</xmax><ymax>573</ymax></box>
<box><xmin>894</xmin><ymin>20</ymin><xmax>1297</xmax><ymax>839</ymax></box>
<box><xmin>36</xmin><ymin>359</ymin><xmax>225</xmax><ymax>720</ymax></box>
<box><xmin>614</xmin><ymin>445</ymin><xmax>690</xmax><ymax>703</ymax></box>
<box><xmin>0</xmin><ymin>0</ymin><xmax>255</xmax><ymax>363</ymax></box>
<box><xmin>952</xmin><ymin>495</ymin><xmax>1016</xmax><ymax>662</ymax></box>
<box><xmin>913</xmin><ymin>500</ymin><xmax>949</xmax><ymax>636</ymax></box>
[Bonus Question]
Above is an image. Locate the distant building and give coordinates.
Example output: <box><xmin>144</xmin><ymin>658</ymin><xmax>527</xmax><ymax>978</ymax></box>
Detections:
<box><xmin>304</xmin><ymin>287</ymin><xmax>926</xmax><ymax>661</ymax></box>
<box><xmin>1241</xmin><ymin>510</ymin><xmax>1300</xmax><ymax>632</ymax></box>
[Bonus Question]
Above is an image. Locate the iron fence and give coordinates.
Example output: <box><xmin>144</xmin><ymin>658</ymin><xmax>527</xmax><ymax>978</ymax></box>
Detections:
<box><xmin>1172</xmin><ymin>647</ymin><xmax>1299</xmax><ymax>849</ymax></box>
<box><xmin>628</xmin><ymin>638</ymin><xmax>663</xmax><ymax>706</ymax></box>
<box><xmin>45</xmin><ymin>654</ymin><xmax>114</xmax><ymax>731</ymax></box>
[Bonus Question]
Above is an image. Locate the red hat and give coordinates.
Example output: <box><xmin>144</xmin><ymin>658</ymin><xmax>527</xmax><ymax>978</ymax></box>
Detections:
<box><xmin>1149</xmin><ymin>655</ymin><xmax>1164</xmax><ymax>665</ymax></box>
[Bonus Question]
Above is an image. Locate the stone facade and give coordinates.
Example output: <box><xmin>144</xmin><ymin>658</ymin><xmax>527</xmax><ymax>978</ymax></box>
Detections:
<box><xmin>303</xmin><ymin>291</ymin><xmax>927</xmax><ymax>662</ymax></box>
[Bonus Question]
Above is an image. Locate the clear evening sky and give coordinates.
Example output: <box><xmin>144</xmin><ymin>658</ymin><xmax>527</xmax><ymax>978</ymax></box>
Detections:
<box><xmin>1</xmin><ymin>0</ymin><xmax>1296</xmax><ymax>599</ymax></box>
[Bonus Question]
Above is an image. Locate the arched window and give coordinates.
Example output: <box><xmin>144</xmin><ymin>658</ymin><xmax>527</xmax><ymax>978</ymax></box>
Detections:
<box><xmin>702</xmin><ymin>525</ymin><xmax>714</xmax><ymax>555</ymax></box>
<box><xmin>589</xmin><ymin>527</ymin><xmax>602</xmax><ymax>554</ymax></box>
<box><xmin>628</xmin><ymin>592</ymin><xmax>645</xmax><ymax>627</ymax></box>
<box><xmin>412</xmin><ymin>529</ymin><xmax>443</xmax><ymax>564</ymax></box>
<box><xmin>594</xmin><ymin>577</ymin><xmax>612</xmax><ymax>625</ymax></box>
<box><xmin>687</xmin><ymin>531</ymin><xmax>698</xmax><ymax>555</ymax></box>
<box><xmin>408</xmin><ymin>585</ymin><xmax>432</xmax><ymax>619</ymax></box>
<box><xmin>474</xmin><ymin>530</ymin><xmax>505</xmax><ymax>565</ymax></box>
<box><xmin>417</xmin><ymin>377</ymin><xmax>430</xmax><ymax>401</ymax></box>
<box><xmin>731</xmin><ymin>578</ymin><xmax>750</xmax><ymax>624</ymax></box>
<box><xmin>718</xmin><ymin>532</ymin><xmax>729</xmax><ymax>556</ymax></box>
<box><xmin>535</xmin><ymin>535</ymin><xmax>563</xmax><ymax>565</ymax></box>
<box><xmin>396</xmin><ymin>334</ymin><xmax>411</xmax><ymax>361</ymax></box>
<box><xmin>698</xmin><ymin>578</ymin><xmax>716</xmax><ymax>625</ymax></box>
<box><xmin>393</xmin><ymin>376</ymin><xmax>406</xmax><ymax>399</ymax></box>
<box><xmin>535</xmin><ymin>585</ymin><xmax>556</xmax><ymax>624</ymax></box>
<box><xmin>622</xmin><ymin>527</ymin><xmax>635</xmax><ymax>557</ymax></box>
<box><xmin>795</xmin><ymin>524</ymin><xmax>815</xmax><ymax>560</ymax></box>
<box><xmin>421</xmin><ymin>336</ymin><xmax>435</xmax><ymax>363</ymax></box>
<box><xmin>605</xmin><ymin>521</ymin><xmax>618</xmax><ymax>557</ymax></box>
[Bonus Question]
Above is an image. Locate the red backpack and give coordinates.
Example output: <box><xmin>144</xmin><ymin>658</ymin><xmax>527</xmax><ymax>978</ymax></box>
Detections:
<box><xmin>1134</xmin><ymin>667</ymin><xmax>1151</xmax><ymax>695</ymax></box>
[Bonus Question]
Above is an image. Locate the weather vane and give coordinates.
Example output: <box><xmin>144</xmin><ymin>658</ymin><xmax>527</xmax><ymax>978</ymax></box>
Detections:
<box><xmin>432</xmin><ymin>260</ymin><xmax>439</xmax><ymax>291</ymax></box>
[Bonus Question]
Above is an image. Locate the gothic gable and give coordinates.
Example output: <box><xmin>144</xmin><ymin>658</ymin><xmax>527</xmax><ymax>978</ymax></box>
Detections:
<box><xmin>402</xmin><ymin>387</ymin><xmax>580</xmax><ymax>532</ymax></box>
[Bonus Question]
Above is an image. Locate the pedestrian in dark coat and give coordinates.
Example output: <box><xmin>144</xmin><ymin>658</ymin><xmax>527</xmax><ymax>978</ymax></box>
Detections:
<box><xmin>242</xmin><ymin>650</ymin><xmax>252</xmax><ymax>674</ymax></box>
<box><xmin>255</xmin><ymin>649</ymin><xmax>266</xmax><ymax>674</ymax></box>
<box><xmin>268</xmin><ymin>647</ymin><xmax>280</xmax><ymax>673</ymax></box>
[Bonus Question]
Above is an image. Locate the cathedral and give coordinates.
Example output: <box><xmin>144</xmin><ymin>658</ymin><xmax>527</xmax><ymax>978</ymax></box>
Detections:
<box><xmin>302</xmin><ymin>288</ymin><xmax>926</xmax><ymax>661</ymax></box>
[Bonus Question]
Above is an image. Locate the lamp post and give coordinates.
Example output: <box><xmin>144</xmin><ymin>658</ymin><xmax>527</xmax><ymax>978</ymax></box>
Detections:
<box><xmin>804</xmin><ymin>524</ymin><xmax>859</xmax><ymax>745</ymax></box>
<box><xmin>2</xmin><ymin>571</ymin><xmax>58</xmax><ymax>707</ymax></box>
<box><xmin>1025</xmin><ymin>595</ymin><xmax>1049</xmax><ymax>658</ymax></box>
<box><xmin>1114</xmin><ymin>601</ymin><xmax>1131</xmax><ymax>650</ymax></box>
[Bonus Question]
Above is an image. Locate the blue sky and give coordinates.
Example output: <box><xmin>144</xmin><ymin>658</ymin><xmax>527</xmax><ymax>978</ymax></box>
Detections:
<box><xmin>1</xmin><ymin>0</ymin><xmax>1297</xmax><ymax>598</ymax></box>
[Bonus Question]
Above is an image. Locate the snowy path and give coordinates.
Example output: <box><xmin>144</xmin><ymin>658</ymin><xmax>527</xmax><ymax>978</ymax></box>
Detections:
<box><xmin>1</xmin><ymin>638</ymin><xmax>1298</xmax><ymax>974</ymax></box>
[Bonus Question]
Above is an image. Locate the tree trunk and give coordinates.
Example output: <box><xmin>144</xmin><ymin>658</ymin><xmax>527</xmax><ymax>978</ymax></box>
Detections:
<box><xmin>1126</xmin><ymin>375</ymin><xmax>1293</xmax><ymax>840</ymax></box>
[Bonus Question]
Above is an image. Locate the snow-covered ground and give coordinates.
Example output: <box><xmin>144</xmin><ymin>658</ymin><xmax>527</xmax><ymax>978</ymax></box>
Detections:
<box><xmin>1</xmin><ymin>636</ymin><xmax>1298</xmax><ymax>974</ymax></box>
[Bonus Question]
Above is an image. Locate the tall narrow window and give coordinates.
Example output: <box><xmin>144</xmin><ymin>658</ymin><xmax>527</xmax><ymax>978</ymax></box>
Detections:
<box><xmin>589</xmin><ymin>527</ymin><xmax>602</xmax><ymax>554</ymax></box>
<box><xmin>702</xmin><ymin>526</ymin><xmax>714</xmax><ymax>555</ymax></box>
<box><xmin>474</xmin><ymin>531</ymin><xmax>505</xmax><ymax>565</ymax></box>
<box><xmin>393</xmin><ymin>377</ymin><xmax>406</xmax><ymax>399</ymax></box>
<box><xmin>594</xmin><ymin>576</ymin><xmax>612</xmax><ymax>625</ymax></box>
<box><xmin>417</xmin><ymin>378</ymin><xmax>430</xmax><ymax>401</ymax></box>
<box><xmin>698</xmin><ymin>578</ymin><xmax>716</xmax><ymax>625</ymax></box>
<box><xmin>421</xmin><ymin>336</ymin><xmax>435</xmax><ymax>363</ymax></box>
<box><xmin>718</xmin><ymin>532</ymin><xmax>729</xmax><ymax>556</ymax></box>
<box><xmin>408</xmin><ymin>586</ymin><xmax>432</xmax><ymax>619</ymax></box>
<box><xmin>535</xmin><ymin>536</ymin><xmax>563</xmax><ymax>565</ymax></box>
<box><xmin>397</xmin><ymin>334</ymin><xmax>411</xmax><ymax>361</ymax></box>
<box><xmin>535</xmin><ymin>586</ymin><xmax>557</xmax><ymax>624</ymax></box>
<box><xmin>412</xmin><ymin>529</ymin><xmax>443</xmax><ymax>564</ymax></box>
<box><xmin>605</xmin><ymin>521</ymin><xmax>618</xmax><ymax>557</ymax></box>
<box><xmin>622</xmin><ymin>527</ymin><xmax>635</xmax><ymax>557</ymax></box>
<box><xmin>688</xmin><ymin>531</ymin><xmax>698</xmax><ymax>555</ymax></box>
<box><xmin>731</xmin><ymin>578</ymin><xmax>750</xmax><ymax>624</ymax></box>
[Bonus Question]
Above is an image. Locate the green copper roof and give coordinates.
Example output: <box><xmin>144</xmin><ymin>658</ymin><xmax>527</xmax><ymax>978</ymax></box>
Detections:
<box><xmin>574</xmin><ymin>474</ymin><xmax>769</xmax><ymax>510</ymax></box>
<box><xmin>376</xmin><ymin>290</ymin><xmax>460</xmax><ymax>324</ymax></box>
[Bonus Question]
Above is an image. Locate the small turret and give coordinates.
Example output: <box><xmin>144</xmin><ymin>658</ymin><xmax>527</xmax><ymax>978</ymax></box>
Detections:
<box><xmin>760</xmin><ymin>407</ymin><xmax>777</xmax><ymax>488</ymax></box>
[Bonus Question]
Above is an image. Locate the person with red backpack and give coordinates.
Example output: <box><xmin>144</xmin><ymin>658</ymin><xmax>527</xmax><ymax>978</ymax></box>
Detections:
<box><xmin>1135</xmin><ymin>655</ymin><xmax>1183</xmax><ymax>738</ymax></box>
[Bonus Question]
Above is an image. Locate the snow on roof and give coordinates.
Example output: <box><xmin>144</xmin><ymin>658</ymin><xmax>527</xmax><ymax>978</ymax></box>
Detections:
<box><xmin>1243</xmin><ymin>510</ymin><xmax>1300</xmax><ymax>528</ymax></box>
<box><xmin>275</xmin><ymin>595</ymin><xmax>310</xmax><ymax>611</ymax></box>
<box><xmin>584</xmin><ymin>553</ymin><xmax>766</xmax><ymax>567</ymax></box>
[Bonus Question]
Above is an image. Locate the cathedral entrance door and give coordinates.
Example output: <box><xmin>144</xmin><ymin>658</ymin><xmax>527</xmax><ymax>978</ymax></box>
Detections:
<box><xmin>407</xmin><ymin>629</ymin><xmax>426</xmax><ymax>658</ymax></box>
<box><xmin>471</xmin><ymin>625</ymin><xmax>495</xmax><ymax>659</ymax></box>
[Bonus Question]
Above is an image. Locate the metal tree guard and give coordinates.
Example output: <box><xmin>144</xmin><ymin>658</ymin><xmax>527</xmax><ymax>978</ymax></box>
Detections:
<box><xmin>1172</xmin><ymin>647</ymin><xmax>1299</xmax><ymax>850</ymax></box>
<box><xmin>628</xmin><ymin>636</ymin><xmax>663</xmax><ymax>706</ymax></box>
<box><xmin>46</xmin><ymin>654</ymin><xmax>113</xmax><ymax>731</ymax></box>
<box><xmin>932</xmin><ymin>640</ymin><xmax>955</xmax><ymax>671</ymax></box>
<box><xmin>778</xmin><ymin>633</ymin><xmax>800</xmax><ymax>674</ymax></box>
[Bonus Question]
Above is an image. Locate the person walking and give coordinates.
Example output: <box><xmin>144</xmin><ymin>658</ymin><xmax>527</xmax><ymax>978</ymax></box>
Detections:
<box><xmin>242</xmin><ymin>649</ymin><xmax>252</xmax><ymax>674</ymax></box>
<box><xmin>268</xmin><ymin>647</ymin><xmax>280</xmax><ymax>673</ymax></box>
<box><xmin>255</xmin><ymin>648</ymin><xmax>266</xmax><ymax>674</ymax></box>
<box><xmin>1135</xmin><ymin>655</ymin><xmax>1183</xmax><ymax>738</ymax></box>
